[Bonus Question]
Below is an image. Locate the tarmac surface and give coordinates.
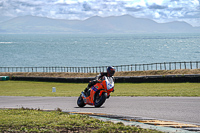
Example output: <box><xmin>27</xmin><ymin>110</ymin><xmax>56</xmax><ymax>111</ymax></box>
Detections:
<box><xmin>0</xmin><ymin>96</ymin><xmax>200</xmax><ymax>126</ymax></box>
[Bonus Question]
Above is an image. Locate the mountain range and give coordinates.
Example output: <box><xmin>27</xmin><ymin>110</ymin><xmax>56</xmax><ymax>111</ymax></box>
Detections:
<box><xmin>0</xmin><ymin>15</ymin><xmax>200</xmax><ymax>34</ymax></box>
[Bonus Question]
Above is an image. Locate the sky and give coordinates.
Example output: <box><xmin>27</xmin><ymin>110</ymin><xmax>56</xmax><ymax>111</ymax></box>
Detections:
<box><xmin>0</xmin><ymin>0</ymin><xmax>200</xmax><ymax>27</ymax></box>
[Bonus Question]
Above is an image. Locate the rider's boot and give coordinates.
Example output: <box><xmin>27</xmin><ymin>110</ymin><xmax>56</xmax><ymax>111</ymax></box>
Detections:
<box><xmin>84</xmin><ymin>86</ymin><xmax>89</xmax><ymax>96</ymax></box>
<box><xmin>83</xmin><ymin>80</ymin><xmax>97</xmax><ymax>97</ymax></box>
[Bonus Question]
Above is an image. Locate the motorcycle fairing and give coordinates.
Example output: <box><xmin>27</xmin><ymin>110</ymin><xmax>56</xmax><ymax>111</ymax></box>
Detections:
<box><xmin>92</xmin><ymin>86</ymin><xmax>98</xmax><ymax>92</ymax></box>
<box><xmin>105</xmin><ymin>77</ymin><xmax>114</xmax><ymax>90</ymax></box>
<box><xmin>81</xmin><ymin>92</ymin><xmax>94</xmax><ymax>105</ymax></box>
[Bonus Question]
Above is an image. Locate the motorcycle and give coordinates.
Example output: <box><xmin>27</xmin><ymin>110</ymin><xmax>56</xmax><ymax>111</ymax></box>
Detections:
<box><xmin>77</xmin><ymin>76</ymin><xmax>114</xmax><ymax>107</ymax></box>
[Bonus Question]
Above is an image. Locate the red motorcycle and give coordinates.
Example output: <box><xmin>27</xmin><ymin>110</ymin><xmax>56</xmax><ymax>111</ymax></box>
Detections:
<box><xmin>77</xmin><ymin>76</ymin><xmax>114</xmax><ymax>107</ymax></box>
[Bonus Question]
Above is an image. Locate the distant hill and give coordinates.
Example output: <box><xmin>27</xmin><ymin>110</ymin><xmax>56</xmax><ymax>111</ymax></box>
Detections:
<box><xmin>0</xmin><ymin>15</ymin><xmax>199</xmax><ymax>33</ymax></box>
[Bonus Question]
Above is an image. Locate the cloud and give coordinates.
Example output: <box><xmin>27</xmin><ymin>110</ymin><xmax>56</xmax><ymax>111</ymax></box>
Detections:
<box><xmin>125</xmin><ymin>6</ymin><xmax>144</xmax><ymax>12</ymax></box>
<box><xmin>0</xmin><ymin>0</ymin><xmax>200</xmax><ymax>26</ymax></box>
<box><xmin>82</xmin><ymin>2</ymin><xmax>92</xmax><ymax>11</ymax></box>
<box><xmin>148</xmin><ymin>4</ymin><xmax>168</xmax><ymax>10</ymax></box>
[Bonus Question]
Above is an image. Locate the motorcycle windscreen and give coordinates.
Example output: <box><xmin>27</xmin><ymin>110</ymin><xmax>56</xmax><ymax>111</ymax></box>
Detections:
<box><xmin>105</xmin><ymin>77</ymin><xmax>114</xmax><ymax>90</ymax></box>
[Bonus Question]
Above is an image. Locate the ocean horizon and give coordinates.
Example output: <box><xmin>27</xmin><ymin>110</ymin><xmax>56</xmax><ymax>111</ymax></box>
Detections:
<box><xmin>0</xmin><ymin>33</ymin><xmax>200</xmax><ymax>67</ymax></box>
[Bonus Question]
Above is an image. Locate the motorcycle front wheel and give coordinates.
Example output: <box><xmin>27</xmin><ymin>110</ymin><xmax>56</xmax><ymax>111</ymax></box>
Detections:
<box><xmin>77</xmin><ymin>95</ymin><xmax>86</xmax><ymax>107</ymax></box>
<box><xmin>94</xmin><ymin>92</ymin><xmax>107</xmax><ymax>107</ymax></box>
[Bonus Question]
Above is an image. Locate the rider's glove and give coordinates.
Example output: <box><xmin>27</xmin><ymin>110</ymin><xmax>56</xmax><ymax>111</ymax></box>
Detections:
<box><xmin>96</xmin><ymin>80</ymin><xmax>102</xmax><ymax>83</ymax></box>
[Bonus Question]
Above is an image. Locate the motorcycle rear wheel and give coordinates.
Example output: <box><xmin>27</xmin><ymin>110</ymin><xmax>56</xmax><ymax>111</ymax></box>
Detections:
<box><xmin>77</xmin><ymin>95</ymin><xmax>86</xmax><ymax>107</ymax></box>
<box><xmin>94</xmin><ymin>92</ymin><xmax>107</xmax><ymax>107</ymax></box>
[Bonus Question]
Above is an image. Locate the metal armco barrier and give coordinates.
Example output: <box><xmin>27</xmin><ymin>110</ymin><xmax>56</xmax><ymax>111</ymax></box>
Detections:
<box><xmin>1</xmin><ymin>61</ymin><xmax>200</xmax><ymax>73</ymax></box>
<box><xmin>11</xmin><ymin>74</ymin><xmax>200</xmax><ymax>83</ymax></box>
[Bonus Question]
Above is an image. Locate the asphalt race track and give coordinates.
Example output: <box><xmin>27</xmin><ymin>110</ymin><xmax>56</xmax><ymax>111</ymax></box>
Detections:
<box><xmin>1</xmin><ymin>96</ymin><xmax>200</xmax><ymax>125</ymax></box>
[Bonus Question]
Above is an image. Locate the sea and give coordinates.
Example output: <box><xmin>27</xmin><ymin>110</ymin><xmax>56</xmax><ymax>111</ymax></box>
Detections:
<box><xmin>0</xmin><ymin>33</ymin><xmax>200</xmax><ymax>67</ymax></box>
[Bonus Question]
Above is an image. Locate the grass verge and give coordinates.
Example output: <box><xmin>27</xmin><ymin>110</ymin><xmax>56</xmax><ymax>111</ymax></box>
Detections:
<box><xmin>0</xmin><ymin>81</ymin><xmax>200</xmax><ymax>97</ymax></box>
<box><xmin>1</xmin><ymin>69</ymin><xmax>200</xmax><ymax>78</ymax></box>
<box><xmin>0</xmin><ymin>108</ymin><xmax>162</xmax><ymax>133</ymax></box>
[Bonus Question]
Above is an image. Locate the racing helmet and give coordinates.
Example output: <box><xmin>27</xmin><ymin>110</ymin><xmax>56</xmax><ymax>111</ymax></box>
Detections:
<box><xmin>107</xmin><ymin>66</ymin><xmax>115</xmax><ymax>77</ymax></box>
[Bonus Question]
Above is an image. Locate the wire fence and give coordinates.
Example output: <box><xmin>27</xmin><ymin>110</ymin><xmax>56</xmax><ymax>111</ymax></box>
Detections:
<box><xmin>0</xmin><ymin>61</ymin><xmax>200</xmax><ymax>73</ymax></box>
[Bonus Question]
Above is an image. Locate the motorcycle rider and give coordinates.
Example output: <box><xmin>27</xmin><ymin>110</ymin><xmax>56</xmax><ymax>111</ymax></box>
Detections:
<box><xmin>84</xmin><ymin>66</ymin><xmax>115</xmax><ymax>96</ymax></box>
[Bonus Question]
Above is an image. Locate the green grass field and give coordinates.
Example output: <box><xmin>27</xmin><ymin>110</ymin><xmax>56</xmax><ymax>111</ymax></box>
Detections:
<box><xmin>0</xmin><ymin>81</ymin><xmax>200</xmax><ymax>97</ymax></box>
<box><xmin>0</xmin><ymin>108</ymin><xmax>162</xmax><ymax>133</ymax></box>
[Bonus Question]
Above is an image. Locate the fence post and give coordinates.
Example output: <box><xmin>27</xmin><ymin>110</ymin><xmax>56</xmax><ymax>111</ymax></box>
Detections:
<box><xmin>134</xmin><ymin>64</ymin><xmax>136</xmax><ymax>71</ymax></box>
<box><xmin>142</xmin><ymin>64</ymin><xmax>145</xmax><ymax>71</ymax></box>
<box><xmin>164</xmin><ymin>62</ymin><xmax>166</xmax><ymax>70</ymax></box>
<box><xmin>155</xmin><ymin>63</ymin><xmax>157</xmax><ymax>70</ymax></box>
<box><xmin>175</xmin><ymin>62</ymin><xmax>176</xmax><ymax>70</ymax></box>
<box><xmin>184</xmin><ymin>62</ymin><xmax>186</xmax><ymax>69</ymax></box>
<box><xmin>160</xmin><ymin>63</ymin><xmax>162</xmax><ymax>70</ymax></box>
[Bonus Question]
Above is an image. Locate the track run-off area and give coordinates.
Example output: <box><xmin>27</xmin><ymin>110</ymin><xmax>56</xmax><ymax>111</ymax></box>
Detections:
<box><xmin>0</xmin><ymin>96</ymin><xmax>200</xmax><ymax>132</ymax></box>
